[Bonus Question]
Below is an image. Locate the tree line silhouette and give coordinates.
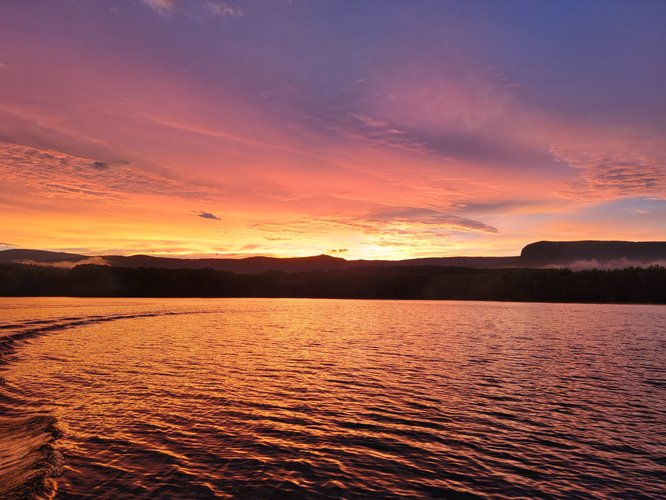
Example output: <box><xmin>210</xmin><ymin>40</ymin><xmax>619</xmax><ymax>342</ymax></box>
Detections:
<box><xmin>1</xmin><ymin>263</ymin><xmax>665</xmax><ymax>303</ymax></box>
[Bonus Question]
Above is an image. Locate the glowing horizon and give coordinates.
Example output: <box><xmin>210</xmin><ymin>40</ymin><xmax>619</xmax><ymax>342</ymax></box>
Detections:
<box><xmin>1</xmin><ymin>1</ymin><xmax>664</xmax><ymax>259</ymax></box>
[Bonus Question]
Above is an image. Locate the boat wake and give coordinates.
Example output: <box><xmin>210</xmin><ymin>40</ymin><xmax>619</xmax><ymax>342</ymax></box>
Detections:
<box><xmin>0</xmin><ymin>310</ymin><xmax>196</xmax><ymax>499</ymax></box>
<box><xmin>0</xmin><ymin>415</ymin><xmax>63</xmax><ymax>499</ymax></box>
<box><xmin>1</xmin><ymin>299</ymin><xmax>663</xmax><ymax>498</ymax></box>
<box><xmin>0</xmin><ymin>311</ymin><xmax>188</xmax><ymax>363</ymax></box>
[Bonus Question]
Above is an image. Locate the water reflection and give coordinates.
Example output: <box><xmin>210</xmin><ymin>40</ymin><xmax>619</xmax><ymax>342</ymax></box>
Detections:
<box><xmin>1</xmin><ymin>298</ymin><xmax>664</xmax><ymax>498</ymax></box>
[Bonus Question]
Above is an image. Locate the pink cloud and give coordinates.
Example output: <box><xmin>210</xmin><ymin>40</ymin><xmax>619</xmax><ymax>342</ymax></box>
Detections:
<box><xmin>141</xmin><ymin>0</ymin><xmax>177</xmax><ymax>15</ymax></box>
<box><xmin>552</xmin><ymin>144</ymin><xmax>666</xmax><ymax>201</ymax></box>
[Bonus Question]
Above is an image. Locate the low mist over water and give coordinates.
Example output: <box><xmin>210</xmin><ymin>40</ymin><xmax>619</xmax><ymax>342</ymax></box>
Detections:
<box><xmin>1</xmin><ymin>298</ymin><xmax>664</xmax><ymax>498</ymax></box>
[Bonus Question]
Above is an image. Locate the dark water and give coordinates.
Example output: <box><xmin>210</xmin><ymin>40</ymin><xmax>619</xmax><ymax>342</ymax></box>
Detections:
<box><xmin>0</xmin><ymin>298</ymin><xmax>664</xmax><ymax>498</ymax></box>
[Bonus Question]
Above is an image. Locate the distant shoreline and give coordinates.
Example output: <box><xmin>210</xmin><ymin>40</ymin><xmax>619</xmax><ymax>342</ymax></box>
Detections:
<box><xmin>1</xmin><ymin>263</ymin><xmax>664</xmax><ymax>305</ymax></box>
<box><xmin>2</xmin><ymin>295</ymin><xmax>665</xmax><ymax>307</ymax></box>
<box><xmin>2</xmin><ymin>241</ymin><xmax>666</xmax><ymax>273</ymax></box>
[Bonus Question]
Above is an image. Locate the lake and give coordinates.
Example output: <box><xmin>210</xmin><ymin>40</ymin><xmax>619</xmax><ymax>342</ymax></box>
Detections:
<box><xmin>0</xmin><ymin>298</ymin><xmax>664</xmax><ymax>498</ymax></box>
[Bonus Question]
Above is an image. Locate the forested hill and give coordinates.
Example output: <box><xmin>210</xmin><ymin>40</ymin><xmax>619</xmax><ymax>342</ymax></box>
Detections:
<box><xmin>0</xmin><ymin>263</ymin><xmax>664</xmax><ymax>304</ymax></box>
<box><xmin>0</xmin><ymin>249</ymin><xmax>517</xmax><ymax>272</ymax></box>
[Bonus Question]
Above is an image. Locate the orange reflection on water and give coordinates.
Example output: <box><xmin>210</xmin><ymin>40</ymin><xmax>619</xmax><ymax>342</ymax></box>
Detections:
<box><xmin>1</xmin><ymin>298</ymin><xmax>665</xmax><ymax>498</ymax></box>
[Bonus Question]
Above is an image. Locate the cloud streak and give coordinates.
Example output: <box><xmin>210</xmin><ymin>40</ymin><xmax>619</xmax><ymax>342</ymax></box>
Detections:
<box><xmin>0</xmin><ymin>142</ymin><xmax>224</xmax><ymax>202</ymax></box>
<box><xmin>141</xmin><ymin>0</ymin><xmax>176</xmax><ymax>15</ymax></box>
<box><xmin>552</xmin><ymin>145</ymin><xmax>666</xmax><ymax>201</ymax></box>
<box><xmin>17</xmin><ymin>257</ymin><xmax>110</xmax><ymax>269</ymax></box>
<box><xmin>194</xmin><ymin>211</ymin><xmax>221</xmax><ymax>221</ymax></box>
<box><xmin>206</xmin><ymin>1</ymin><xmax>243</xmax><ymax>17</ymax></box>
<box><xmin>367</xmin><ymin>207</ymin><xmax>498</xmax><ymax>233</ymax></box>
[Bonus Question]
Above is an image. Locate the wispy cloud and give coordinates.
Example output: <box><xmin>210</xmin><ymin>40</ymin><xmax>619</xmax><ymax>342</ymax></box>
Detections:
<box><xmin>17</xmin><ymin>257</ymin><xmax>110</xmax><ymax>268</ymax></box>
<box><xmin>206</xmin><ymin>1</ymin><xmax>243</xmax><ymax>17</ymax></box>
<box><xmin>0</xmin><ymin>142</ymin><xmax>223</xmax><ymax>202</ymax></box>
<box><xmin>194</xmin><ymin>210</ymin><xmax>221</xmax><ymax>221</ymax></box>
<box><xmin>546</xmin><ymin>259</ymin><xmax>666</xmax><ymax>271</ymax></box>
<box><xmin>91</xmin><ymin>160</ymin><xmax>130</xmax><ymax>170</ymax></box>
<box><xmin>344</xmin><ymin>113</ymin><xmax>431</xmax><ymax>156</ymax></box>
<box><xmin>367</xmin><ymin>207</ymin><xmax>498</xmax><ymax>233</ymax></box>
<box><xmin>552</xmin><ymin>145</ymin><xmax>666</xmax><ymax>201</ymax></box>
<box><xmin>141</xmin><ymin>0</ymin><xmax>244</xmax><ymax>19</ymax></box>
<box><xmin>454</xmin><ymin>199</ymin><xmax>547</xmax><ymax>215</ymax></box>
<box><xmin>248</xmin><ymin>205</ymin><xmax>499</xmax><ymax>259</ymax></box>
<box><xmin>141</xmin><ymin>0</ymin><xmax>177</xmax><ymax>15</ymax></box>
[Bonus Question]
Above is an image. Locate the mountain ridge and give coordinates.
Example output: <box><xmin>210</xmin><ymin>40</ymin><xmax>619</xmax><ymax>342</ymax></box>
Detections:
<box><xmin>1</xmin><ymin>240</ymin><xmax>665</xmax><ymax>272</ymax></box>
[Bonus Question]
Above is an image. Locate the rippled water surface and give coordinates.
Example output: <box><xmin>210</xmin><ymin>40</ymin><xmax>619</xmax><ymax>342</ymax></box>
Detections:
<box><xmin>0</xmin><ymin>298</ymin><xmax>665</xmax><ymax>498</ymax></box>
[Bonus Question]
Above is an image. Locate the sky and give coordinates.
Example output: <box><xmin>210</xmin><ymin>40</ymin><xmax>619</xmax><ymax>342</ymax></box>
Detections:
<box><xmin>0</xmin><ymin>0</ymin><xmax>664</xmax><ymax>259</ymax></box>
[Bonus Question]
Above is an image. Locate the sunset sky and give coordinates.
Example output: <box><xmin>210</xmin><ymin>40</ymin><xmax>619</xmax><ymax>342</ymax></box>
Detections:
<box><xmin>1</xmin><ymin>0</ymin><xmax>664</xmax><ymax>259</ymax></box>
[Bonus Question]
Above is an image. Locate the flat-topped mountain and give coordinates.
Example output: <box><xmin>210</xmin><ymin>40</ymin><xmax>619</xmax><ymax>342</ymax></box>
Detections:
<box><xmin>1</xmin><ymin>241</ymin><xmax>665</xmax><ymax>272</ymax></box>
<box><xmin>521</xmin><ymin>241</ymin><xmax>666</xmax><ymax>266</ymax></box>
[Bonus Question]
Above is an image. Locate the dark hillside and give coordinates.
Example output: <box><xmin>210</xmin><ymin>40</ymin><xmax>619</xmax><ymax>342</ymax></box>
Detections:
<box><xmin>1</xmin><ymin>263</ymin><xmax>664</xmax><ymax>304</ymax></box>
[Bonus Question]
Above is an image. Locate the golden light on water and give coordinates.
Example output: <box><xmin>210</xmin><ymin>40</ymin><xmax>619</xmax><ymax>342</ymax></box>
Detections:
<box><xmin>1</xmin><ymin>298</ymin><xmax>665</xmax><ymax>497</ymax></box>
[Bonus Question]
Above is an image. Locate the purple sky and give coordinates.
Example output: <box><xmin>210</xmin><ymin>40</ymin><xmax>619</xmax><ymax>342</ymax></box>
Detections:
<box><xmin>0</xmin><ymin>0</ymin><xmax>664</xmax><ymax>258</ymax></box>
